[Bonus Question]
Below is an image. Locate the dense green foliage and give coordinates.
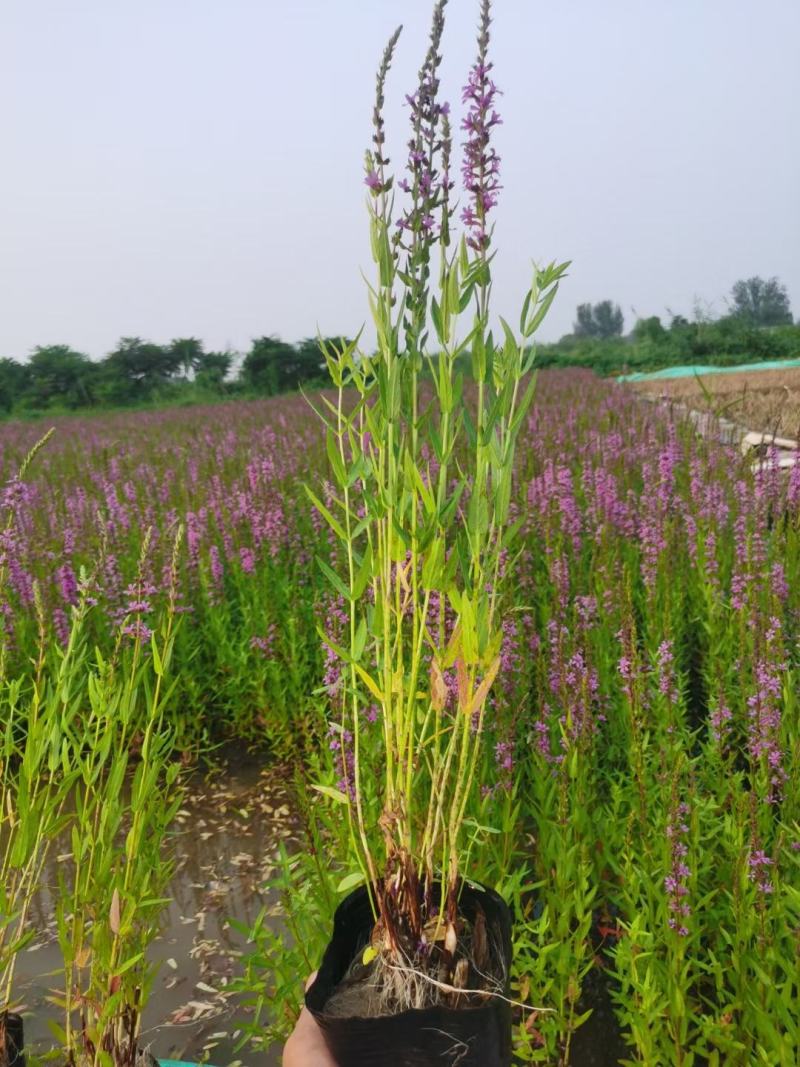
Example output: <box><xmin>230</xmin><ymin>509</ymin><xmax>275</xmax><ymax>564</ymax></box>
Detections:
<box><xmin>229</xmin><ymin>370</ymin><xmax>800</xmax><ymax>1065</ymax></box>
<box><xmin>4</xmin><ymin>371</ymin><xmax>800</xmax><ymax>1063</ymax></box>
<box><xmin>538</xmin><ymin>313</ymin><xmax>800</xmax><ymax>376</ymax></box>
<box><xmin>0</xmin><ymin>334</ymin><xmax>342</xmax><ymax>417</ymax></box>
<box><xmin>538</xmin><ymin>276</ymin><xmax>798</xmax><ymax>376</ymax></box>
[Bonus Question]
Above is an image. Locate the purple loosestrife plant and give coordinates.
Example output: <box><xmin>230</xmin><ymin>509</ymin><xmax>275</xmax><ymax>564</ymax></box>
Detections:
<box><xmin>311</xmin><ymin>0</ymin><xmax>567</xmax><ymax>997</ymax></box>
<box><xmin>1</xmin><ymin>430</ymin><xmax>77</xmax><ymax>1035</ymax></box>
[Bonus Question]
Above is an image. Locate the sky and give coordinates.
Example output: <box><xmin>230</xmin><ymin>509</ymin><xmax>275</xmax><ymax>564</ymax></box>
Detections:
<box><xmin>2</xmin><ymin>0</ymin><xmax>799</xmax><ymax>362</ymax></box>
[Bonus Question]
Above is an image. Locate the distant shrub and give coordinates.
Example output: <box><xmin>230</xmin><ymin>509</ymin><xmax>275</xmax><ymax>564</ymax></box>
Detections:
<box><xmin>535</xmin><ymin>317</ymin><xmax>800</xmax><ymax>376</ymax></box>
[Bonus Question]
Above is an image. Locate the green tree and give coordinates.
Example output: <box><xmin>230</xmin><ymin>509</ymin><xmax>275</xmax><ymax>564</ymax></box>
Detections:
<box><xmin>0</xmin><ymin>358</ymin><xmax>30</xmax><ymax>413</ymax></box>
<box><xmin>240</xmin><ymin>336</ymin><xmax>294</xmax><ymax>394</ymax></box>
<box><xmin>592</xmin><ymin>300</ymin><xmax>624</xmax><ymax>338</ymax></box>
<box><xmin>633</xmin><ymin>316</ymin><xmax>667</xmax><ymax>344</ymax></box>
<box><xmin>574</xmin><ymin>304</ymin><xmax>595</xmax><ymax>338</ymax></box>
<box><xmin>169</xmin><ymin>337</ymin><xmax>205</xmax><ymax>380</ymax></box>
<box><xmin>668</xmin><ymin>314</ymin><xmax>690</xmax><ymax>330</ymax></box>
<box><xmin>26</xmin><ymin>345</ymin><xmax>96</xmax><ymax>408</ymax></box>
<box><xmin>574</xmin><ymin>301</ymin><xmax>624</xmax><ymax>339</ymax></box>
<box><xmin>195</xmin><ymin>351</ymin><xmax>233</xmax><ymax>392</ymax></box>
<box><xmin>104</xmin><ymin>337</ymin><xmax>181</xmax><ymax>402</ymax></box>
<box><xmin>730</xmin><ymin>276</ymin><xmax>792</xmax><ymax>326</ymax></box>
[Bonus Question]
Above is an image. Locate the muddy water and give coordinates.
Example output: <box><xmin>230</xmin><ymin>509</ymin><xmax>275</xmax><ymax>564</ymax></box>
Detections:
<box><xmin>14</xmin><ymin>758</ymin><xmax>301</xmax><ymax>1067</ymax></box>
<box><xmin>13</xmin><ymin>759</ymin><xmax>632</xmax><ymax>1067</ymax></box>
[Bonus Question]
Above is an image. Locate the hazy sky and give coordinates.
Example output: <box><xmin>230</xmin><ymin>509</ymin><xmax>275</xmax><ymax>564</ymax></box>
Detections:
<box><xmin>2</xmin><ymin>0</ymin><xmax>798</xmax><ymax>362</ymax></box>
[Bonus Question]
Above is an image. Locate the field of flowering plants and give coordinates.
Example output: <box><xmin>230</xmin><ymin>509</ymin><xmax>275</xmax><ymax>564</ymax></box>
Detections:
<box><xmin>3</xmin><ymin>370</ymin><xmax>800</xmax><ymax>1064</ymax></box>
<box><xmin>0</xmin><ymin>396</ymin><xmax>333</xmax><ymax>749</ymax></box>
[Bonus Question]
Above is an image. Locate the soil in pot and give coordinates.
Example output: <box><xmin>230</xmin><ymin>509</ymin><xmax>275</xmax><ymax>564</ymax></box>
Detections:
<box><xmin>306</xmin><ymin>880</ymin><xmax>512</xmax><ymax>1067</ymax></box>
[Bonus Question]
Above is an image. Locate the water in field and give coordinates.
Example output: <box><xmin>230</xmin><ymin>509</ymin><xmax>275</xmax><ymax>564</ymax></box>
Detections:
<box><xmin>13</xmin><ymin>751</ymin><xmax>631</xmax><ymax>1067</ymax></box>
<box><xmin>13</xmin><ymin>754</ymin><xmax>300</xmax><ymax>1067</ymax></box>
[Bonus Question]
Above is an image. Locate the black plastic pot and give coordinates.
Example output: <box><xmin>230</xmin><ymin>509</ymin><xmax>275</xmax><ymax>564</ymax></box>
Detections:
<box><xmin>306</xmin><ymin>881</ymin><xmax>512</xmax><ymax>1067</ymax></box>
<box><xmin>1</xmin><ymin>1013</ymin><xmax>25</xmax><ymax>1067</ymax></box>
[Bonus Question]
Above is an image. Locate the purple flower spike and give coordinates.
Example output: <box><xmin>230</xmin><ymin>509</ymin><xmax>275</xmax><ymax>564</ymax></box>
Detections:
<box><xmin>664</xmin><ymin>795</ymin><xmax>692</xmax><ymax>936</ymax></box>
<box><xmin>461</xmin><ymin>0</ymin><xmax>502</xmax><ymax>252</ymax></box>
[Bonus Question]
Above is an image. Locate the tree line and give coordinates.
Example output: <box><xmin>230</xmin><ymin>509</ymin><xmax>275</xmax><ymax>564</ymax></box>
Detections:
<box><xmin>0</xmin><ymin>335</ymin><xmax>341</xmax><ymax>415</ymax></box>
<box><xmin>1</xmin><ymin>277</ymin><xmax>797</xmax><ymax>415</ymax></box>
<box><xmin>538</xmin><ymin>276</ymin><xmax>799</xmax><ymax>375</ymax></box>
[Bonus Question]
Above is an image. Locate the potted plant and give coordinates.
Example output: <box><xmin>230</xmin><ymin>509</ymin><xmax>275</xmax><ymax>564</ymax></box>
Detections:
<box><xmin>304</xmin><ymin>2</ymin><xmax>566</xmax><ymax>1063</ymax></box>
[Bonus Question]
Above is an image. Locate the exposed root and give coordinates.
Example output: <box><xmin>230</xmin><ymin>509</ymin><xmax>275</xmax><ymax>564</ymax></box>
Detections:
<box><xmin>384</xmin><ymin>960</ymin><xmax>553</xmax><ymax>1013</ymax></box>
<box><xmin>324</xmin><ymin>914</ymin><xmax>511</xmax><ymax>1019</ymax></box>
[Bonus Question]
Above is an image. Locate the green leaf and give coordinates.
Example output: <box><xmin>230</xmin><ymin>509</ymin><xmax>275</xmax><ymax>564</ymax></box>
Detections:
<box><xmin>316</xmin><ymin>625</ymin><xmax>352</xmax><ymax>664</ymax></box>
<box><xmin>421</xmin><ymin>536</ymin><xmax>444</xmax><ymax>590</ymax></box>
<box><xmin>338</xmin><ymin>870</ymin><xmax>367</xmax><ymax>894</ymax></box>
<box><xmin>462</xmin><ymin>818</ymin><xmax>501</xmax><ymax>835</ymax></box>
<box><xmin>46</xmin><ymin>1020</ymin><xmax>69</xmax><ymax>1045</ymax></box>
<box><xmin>326</xmin><ymin>428</ymin><xmax>347</xmax><ymax>486</ymax></box>
<box><xmin>519</xmin><ymin>288</ymin><xmax>533</xmax><ymax>334</ymax></box>
<box><xmin>510</xmin><ymin>371</ymin><xmax>538</xmax><ymax>438</ymax></box>
<box><xmin>353</xmin><ymin>616</ymin><xmax>368</xmax><ymax>661</ymax></box>
<box><xmin>447</xmin><ymin>257</ymin><xmax>460</xmax><ymax>311</ymax></box>
<box><xmin>431</xmin><ymin>296</ymin><xmax>444</xmax><ymax>344</ymax></box>
<box><xmin>150</xmin><ymin>634</ymin><xmax>163</xmax><ymax>677</ymax></box>
<box><xmin>352</xmin><ymin>544</ymin><xmax>373</xmax><ymax>600</ymax></box>
<box><xmin>409</xmin><ymin>460</ymin><xmax>435</xmax><ymax>517</ymax></box>
<box><xmin>115</xmin><ymin>951</ymin><xmax>145</xmax><ymax>976</ymax></box>
<box><xmin>525</xmin><ymin>283</ymin><xmax>559</xmax><ymax>337</ymax></box>
<box><xmin>316</xmin><ymin>555</ymin><xmax>351</xmax><ymax>602</ymax></box>
<box><xmin>458</xmin><ymin>284</ymin><xmax>475</xmax><ymax>313</ymax></box>
<box><xmin>311</xmin><ymin>784</ymin><xmax>350</xmax><ymax>805</ymax></box>
<box><xmin>304</xmin><ymin>485</ymin><xmax>346</xmax><ymax>541</ymax></box>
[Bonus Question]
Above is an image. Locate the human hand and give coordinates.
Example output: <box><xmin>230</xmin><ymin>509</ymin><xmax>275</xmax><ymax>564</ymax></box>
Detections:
<box><xmin>282</xmin><ymin>973</ymin><xmax>337</xmax><ymax>1067</ymax></box>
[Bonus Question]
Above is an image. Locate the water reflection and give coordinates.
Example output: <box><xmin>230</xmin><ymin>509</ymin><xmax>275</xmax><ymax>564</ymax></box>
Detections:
<box><xmin>13</xmin><ymin>758</ymin><xmax>301</xmax><ymax>1067</ymax></box>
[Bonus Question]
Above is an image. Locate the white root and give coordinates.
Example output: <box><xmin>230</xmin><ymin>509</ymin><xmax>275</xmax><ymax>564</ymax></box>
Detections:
<box><xmin>384</xmin><ymin>960</ymin><xmax>555</xmax><ymax>1014</ymax></box>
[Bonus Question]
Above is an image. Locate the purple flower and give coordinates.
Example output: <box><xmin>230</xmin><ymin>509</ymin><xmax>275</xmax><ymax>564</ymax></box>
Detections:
<box><xmin>746</xmin><ymin>633</ymin><xmax>788</xmax><ymax>804</ymax></box>
<box><xmin>709</xmin><ymin>702</ymin><xmax>732</xmax><ymax>747</ymax></box>
<box><xmin>123</xmin><ymin>619</ymin><xmax>152</xmax><ymax>643</ymax></box>
<box><xmin>664</xmin><ymin>797</ymin><xmax>692</xmax><ymax>936</ymax></box>
<box><xmin>656</xmin><ymin>640</ymin><xmax>679</xmax><ymax>705</ymax></box>
<box><xmin>364</xmin><ymin>169</ymin><xmax>382</xmax><ymax>193</ymax></box>
<box><xmin>460</xmin><ymin>3</ymin><xmax>502</xmax><ymax>251</ymax></box>
<box><xmin>748</xmin><ymin>843</ymin><xmax>775</xmax><ymax>896</ymax></box>
<box><xmin>57</xmin><ymin>563</ymin><xmax>79</xmax><ymax>606</ymax></box>
<box><xmin>53</xmin><ymin>607</ymin><xmax>70</xmax><ymax>647</ymax></box>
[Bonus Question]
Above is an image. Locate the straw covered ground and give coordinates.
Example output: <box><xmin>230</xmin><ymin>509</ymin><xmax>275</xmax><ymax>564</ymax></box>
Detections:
<box><xmin>632</xmin><ymin>365</ymin><xmax>800</xmax><ymax>438</ymax></box>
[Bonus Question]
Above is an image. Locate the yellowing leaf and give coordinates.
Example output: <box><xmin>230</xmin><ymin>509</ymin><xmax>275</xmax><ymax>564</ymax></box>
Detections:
<box><xmin>354</xmin><ymin>664</ymin><xmax>384</xmax><ymax>701</ymax></box>
<box><xmin>311</xmin><ymin>784</ymin><xmax>350</xmax><ymax>806</ymax></box>
<box><xmin>467</xmin><ymin>655</ymin><xmax>501</xmax><ymax>716</ymax></box>
<box><xmin>430</xmin><ymin>660</ymin><xmax>447</xmax><ymax>712</ymax></box>
<box><xmin>110</xmin><ymin>889</ymin><xmax>121</xmax><ymax>935</ymax></box>
<box><xmin>337</xmin><ymin>870</ymin><xmax>366</xmax><ymax>894</ymax></box>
